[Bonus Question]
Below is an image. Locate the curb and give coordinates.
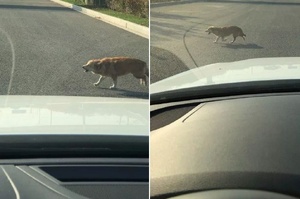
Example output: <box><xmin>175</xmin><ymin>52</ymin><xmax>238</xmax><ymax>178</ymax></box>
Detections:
<box><xmin>51</xmin><ymin>0</ymin><xmax>149</xmax><ymax>39</ymax></box>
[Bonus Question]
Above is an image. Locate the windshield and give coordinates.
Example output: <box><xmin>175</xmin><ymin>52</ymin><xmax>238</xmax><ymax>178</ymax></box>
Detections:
<box><xmin>0</xmin><ymin>0</ymin><xmax>149</xmax><ymax>134</ymax></box>
<box><xmin>150</xmin><ymin>0</ymin><xmax>300</xmax><ymax>93</ymax></box>
<box><xmin>1</xmin><ymin>0</ymin><xmax>149</xmax><ymax>99</ymax></box>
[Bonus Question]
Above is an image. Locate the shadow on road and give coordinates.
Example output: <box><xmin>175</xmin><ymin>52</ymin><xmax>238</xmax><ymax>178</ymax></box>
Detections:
<box><xmin>152</xmin><ymin>0</ymin><xmax>300</xmax><ymax>7</ymax></box>
<box><xmin>114</xmin><ymin>88</ymin><xmax>149</xmax><ymax>99</ymax></box>
<box><xmin>0</xmin><ymin>4</ymin><xmax>74</xmax><ymax>11</ymax></box>
<box><xmin>221</xmin><ymin>43</ymin><xmax>263</xmax><ymax>49</ymax></box>
<box><xmin>151</xmin><ymin>20</ymin><xmax>186</xmax><ymax>39</ymax></box>
<box><xmin>91</xmin><ymin>87</ymin><xmax>148</xmax><ymax>99</ymax></box>
<box><xmin>151</xmin><ymin>46</ymin><xmax>190</xmax><ymax>83</ymax></box>
<box><xmin>201</xmin><ymin>0</ymin><xmax>300</xmax><ymax>6</ymax></box>
<box><xmin>151</xmin><ymin>11</ymin><xmax>196</xmax><ymax>20</ymax></box>
<box><xmin>151</xmin><ymin>12</ymin><xmax>200</xmax><ymax>40</ymax></box>
<box><xmin>151</xmin><ymin>12</ymin><xmax>212</xmax><ymax>42</ymax></box>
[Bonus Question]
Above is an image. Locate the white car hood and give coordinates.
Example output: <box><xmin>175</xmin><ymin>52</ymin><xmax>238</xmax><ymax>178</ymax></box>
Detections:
<box><xmin>151</xmin><ymin>57</ymin><xmax>300</xmax><ymax>94</ymax></box>
<box><xmin>0</xmin><ymin>96</ymin><xmax>149</xmax><ymax>135</ymax></box>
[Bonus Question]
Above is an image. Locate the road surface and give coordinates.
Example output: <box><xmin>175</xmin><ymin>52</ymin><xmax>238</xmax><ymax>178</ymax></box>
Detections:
<box><xmin>151</xmin><ymin>0</ymin><xmax>300</xmax><ymax>83</ymax></box>
<box><xmin>0</xmin><ymin>0</ymin><xmax>149</xmax><ymax>99</ymax></box>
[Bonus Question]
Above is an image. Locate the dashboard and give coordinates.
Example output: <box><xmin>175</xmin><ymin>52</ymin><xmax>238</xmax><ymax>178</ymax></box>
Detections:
<box><xmin>151</xmin><ymin>93</ymin><xmax>300</xmax><ymax>198</ymax></box>
<box><xmin>0</xmin><ymin>134</ymin><xmax>149</xmax><ymax>199</ymax></box>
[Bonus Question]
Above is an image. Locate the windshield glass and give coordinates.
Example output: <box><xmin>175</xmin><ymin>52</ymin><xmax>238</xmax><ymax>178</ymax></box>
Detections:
<box><xmin>0</xmin><ymin>0</ymin><xmax>149</xmax><ymax>134</ymax></box>
<box><xmin>150</xmin><ymin>0</ymin><xmax>300</xmax><ymax>93</ymax></box>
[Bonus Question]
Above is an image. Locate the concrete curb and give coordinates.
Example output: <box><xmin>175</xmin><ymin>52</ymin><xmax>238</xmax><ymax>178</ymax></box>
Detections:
<box><xmin>51</xmin><ymin>0</ymin><xmax>149</xmax><ymax>39</ymax></box>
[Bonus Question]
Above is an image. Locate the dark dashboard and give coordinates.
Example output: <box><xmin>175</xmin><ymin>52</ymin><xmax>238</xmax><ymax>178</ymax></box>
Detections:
<box><xmin>0</xmin><ymin>135</ymin><xmax>149</xmax><ymax>199</ymax></box>
<box><xmin>151</xmin><ymin>93</ymin><xmax>300</xmax><ymax>198</ymax></box>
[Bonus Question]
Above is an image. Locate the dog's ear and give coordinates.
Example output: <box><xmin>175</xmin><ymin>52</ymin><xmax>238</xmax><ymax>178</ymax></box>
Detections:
<box><xmin>94</xmin><ymin>61</ymin><xmax>103</xmax><ymax>70</ymax></box>
<box><xmin>83</xmin><ymin>61</ymin><xmax>90</xmax><ymax>67</ymax></box>
<box><xmin>205</xmin><ymin>26</ymin><xmax>213</xmax><ymax>34</ymax></box>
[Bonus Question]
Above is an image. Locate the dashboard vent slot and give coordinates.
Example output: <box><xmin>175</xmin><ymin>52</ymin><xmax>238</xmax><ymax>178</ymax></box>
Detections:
<box><xmin>40</xmin><ymin>165</ymin><xmax>148</xmax><ymax>182</ymax></box>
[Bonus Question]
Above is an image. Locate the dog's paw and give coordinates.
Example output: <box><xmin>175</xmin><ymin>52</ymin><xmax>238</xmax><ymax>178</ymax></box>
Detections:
<box><xmin>109</xmin><ymin>86</ymin><xmax>116</xmax><ymax>89</ymax></box>
<box><xmin>93</xmin><ymin>83</ymin><xmax>99</xmax><ymax>87</ymax></box>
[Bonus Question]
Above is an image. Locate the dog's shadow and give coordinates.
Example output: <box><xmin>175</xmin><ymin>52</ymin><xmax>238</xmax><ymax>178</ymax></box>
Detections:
<box><xmin>99</xmin><ymin>87</ymin><xmax>149</xmax><ymax>99</ymax></box>
<box><xmin>221</xmin><ymin>43</ymin><xmax>263</xmax><ymax>49</ymax></box>
<box><xmin>116</xmin><ymin>88</ymin><xmax>149</xmax><ymax>99</ymax></box>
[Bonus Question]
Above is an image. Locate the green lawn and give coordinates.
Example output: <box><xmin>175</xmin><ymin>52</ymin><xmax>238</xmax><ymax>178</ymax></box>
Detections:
<box><xmin>61</xmin><ymin>0</ymin><xmax>149</xmax><ymax>27</ymax></box>
<box><xmin>93</xmin><ymin>8</ymin><xmax>148</xmax><ymax>27</ymax></box>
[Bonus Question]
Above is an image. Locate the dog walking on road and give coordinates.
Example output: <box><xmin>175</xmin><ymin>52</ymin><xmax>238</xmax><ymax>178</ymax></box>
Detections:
<box><xmin>205</xmin><ymin>26</ymin><xmax>246</xmax><ymax>43</ymax></box>
<box><xmin>82</xmin><ymin>57</ymin><xmax>148</xmax><ymax>89</ymax></box>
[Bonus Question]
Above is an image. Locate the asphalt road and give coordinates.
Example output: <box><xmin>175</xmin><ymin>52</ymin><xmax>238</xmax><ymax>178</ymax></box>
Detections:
<box><xmin>150</xmin><ymin>0</ymin><xmax>300</xmax><ymax>83</ymax></box>
<box><xmin>0</xmin><ymin>0</ymin><xmax>149</xmax><ymax>99</ymax></box>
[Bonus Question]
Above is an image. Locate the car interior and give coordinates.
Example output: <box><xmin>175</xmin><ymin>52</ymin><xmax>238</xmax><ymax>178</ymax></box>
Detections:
<box><xmin>151</xmin><ymin>81</ymin><xmax>300</xmax><ymax>199</ymax></box>
<box><xmin>0</xmin><ymin>134</ymin><xmax>149</xmax><ymax>199</ymax></box>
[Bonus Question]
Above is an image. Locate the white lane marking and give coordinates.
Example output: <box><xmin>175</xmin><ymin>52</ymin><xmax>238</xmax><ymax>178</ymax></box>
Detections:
<box><xmin>2</xmin><ymin>167</ymin><xmax>20</xmax><ymax>199</ymax></box>
<box><xmin>0</xmin><ymin>28</ymin><xmax>16</xmax><ymax>95</ymax></box>
<box><xmin>16</xmin><ymin>166</ymin><xmax>71</xmax><ymax>198</ymax></box>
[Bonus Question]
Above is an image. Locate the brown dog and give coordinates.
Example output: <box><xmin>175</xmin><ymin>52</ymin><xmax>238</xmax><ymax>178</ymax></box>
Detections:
<box><xmin>82</xmin><ymin>57</ymin><xmax>148</xmax><ymax>89</ymax></box>
<box><xmin>205</xmin><ymin>26</ymin><xmax>246</xmax><ymax>43</ymax></box>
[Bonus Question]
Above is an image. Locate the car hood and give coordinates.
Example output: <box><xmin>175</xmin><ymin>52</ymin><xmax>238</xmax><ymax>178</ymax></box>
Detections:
<box><xmin>0</xmin><ymin>95</ymin><xmax>148</xmax><ymax>135</ymax></box>
<box><xmin>151</xmin><ymin>57</ymin><xmax>300</xmax><ymax>94</ymax></box>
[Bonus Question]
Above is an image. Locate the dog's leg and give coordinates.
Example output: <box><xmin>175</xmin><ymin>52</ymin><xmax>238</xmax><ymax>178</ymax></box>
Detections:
<box><xmin>134</xmin><ymin>73</ymin><xmax>147</xmax><ymax>86</ymax></box>
<box><xmin>139</xmin><ymin>77</ymin><xmax>146</xmax><ymax>86</ymax></box>
<box><xmin>214</xmin><ymin>36</ymin><xmax>220</xmax><ymax>43</ymax></box>
<box><xmin>109</xmin><ymin>76</ymin><xmax>117</xmax><ymax>89</ymax></box>
<box><xmin>230</xmin><ymin>36</ymin><xmax>237</xmax><ymax>44</ymax></box>
<box><xmin>141</xmin><ymin>75</ymin><xmax>147</xmax><ymax>86</ymax></box>
<box><xmin>94</xmin><ymin>75</ymin><xmax>106</xmax><ymax>86</ymax></box>
<box><xmin>242</xmin><ymin>36</ymin><xmax>245</xmax><ymax>41</ymax></box>
<box><xmin>222</xmin><ymin>37</ymin><xmax>227</xmax><ymax>42</ymax></box>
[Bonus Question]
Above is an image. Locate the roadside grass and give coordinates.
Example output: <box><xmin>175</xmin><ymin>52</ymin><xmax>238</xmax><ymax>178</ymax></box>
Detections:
<box><xmin>60</xmin><ymin>0</ymin><xmax>148</xmax><ymax>27</ymax></box>
<box><xmin>93</xmin><ymin>8</ymin><xmax>148</xmax><ymax>27</ymax></box>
